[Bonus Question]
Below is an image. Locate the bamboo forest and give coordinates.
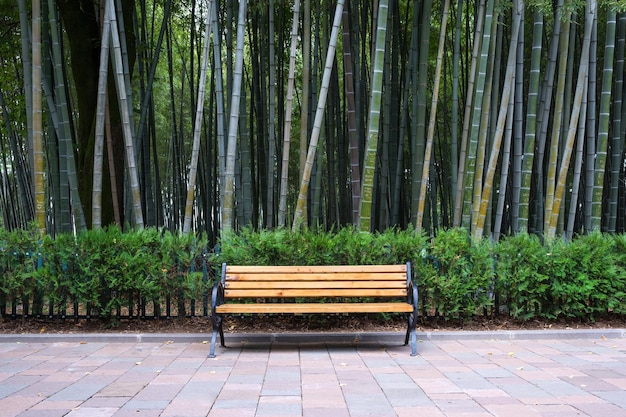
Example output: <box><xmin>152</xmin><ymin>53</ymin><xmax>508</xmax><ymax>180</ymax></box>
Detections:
<box><xmin>1</xmin><ymin>0</ymin><xmax>626</xmax><ymax>244</ymax></box>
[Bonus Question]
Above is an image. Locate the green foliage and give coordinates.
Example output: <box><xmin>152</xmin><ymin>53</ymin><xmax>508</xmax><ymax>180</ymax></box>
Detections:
<box><xmin>419</xmin><ymin>229</ymin><xmax>494</xmax><ymax>319</ymax></box>
<box><xmin>602</xmin><ymin>0</ymin><xmax>626</xmax><ymax>12</ymax></box>
<box><xmin>217</xmin><ymin>226</ymin><xmax>428</xmax><ymax>267</ymax></box>
<box><xmin>495</xmin><ymin>233</ymin><xmax>552</xmax><ymax>319</ymax></box>
<box><xmin>1</xmin><ymin>226</ymin><xmax>626</xmax><ymax>324</ymax></box>
<box><xmin>0</xmin><ymin>226</ymin><xmax>210</xmax><ymax>320</ymax></box>
<box><xmin>562</xmin><ymin>0</ymin><xmax>588</xmax><ymax>16</ymax></box>
<box><xmin>0</xmin><ymin>227</ymin><xmax>41</xmax><ymax>312</ymax></box>
<box><xmin>36</xmin><ymin>233</ymin><xmax>77</xmax><ymax>314</ymax></box>
<box><xmin>551</xmin><ymin>232</ymin><xmax>626</xmax><ymax>319</ymax></box>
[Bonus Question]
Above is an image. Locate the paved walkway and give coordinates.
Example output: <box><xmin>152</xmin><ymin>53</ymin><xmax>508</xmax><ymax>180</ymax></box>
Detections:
<box><xmin>1</xmin><ymin>330</ymin><xmax>626</xmax><ymax>417</ymax></box>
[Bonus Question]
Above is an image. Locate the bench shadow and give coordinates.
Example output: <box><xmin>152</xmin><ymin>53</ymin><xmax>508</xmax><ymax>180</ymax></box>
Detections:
<box><xmin>234</xmin><ymin>342</ymin><xmax>398</xmax><ymax>353</ymax></box>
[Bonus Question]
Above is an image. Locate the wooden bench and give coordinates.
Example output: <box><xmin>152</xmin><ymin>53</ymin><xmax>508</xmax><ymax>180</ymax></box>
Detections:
<box><xmin>209</xmin><ymin>262</ymin><xmax>418</xmax><ymax>357</ymax></box>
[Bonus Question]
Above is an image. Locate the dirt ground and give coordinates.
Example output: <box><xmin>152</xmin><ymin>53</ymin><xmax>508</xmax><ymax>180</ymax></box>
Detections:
<box><xmin>1</xmin><ymin>313</ymin><xmax>624</xmax><ymax>335</ymax></box>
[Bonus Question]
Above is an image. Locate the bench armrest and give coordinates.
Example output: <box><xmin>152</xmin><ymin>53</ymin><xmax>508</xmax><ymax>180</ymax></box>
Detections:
<box><xmin>405</xmin><ymin>262</ymin><xmax>418</xmax><ymax>315</ymax></box>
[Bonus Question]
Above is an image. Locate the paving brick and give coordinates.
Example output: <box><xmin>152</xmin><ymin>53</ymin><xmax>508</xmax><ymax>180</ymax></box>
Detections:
<box><xmin>0</xmin><ymin>395</ymin><xmax>44</xmax><ymax>417</ymax></box>
<box><xmin>17</xmin><ymin>409</ymin><xmax>69</xmax><ymax>417</ymax></box>
<box><xmin>64</xmin><ymin>406</ymin><xmax>118</xmax><ymax>417</ymax></box>
<box><xmin>303</xmin><ymin>407</ymin><xmax>350</xmax><ymax>417</ymax></box>
<box><xmin>112</xmin><ymin>410</ymin><xmax>162</xmax><ymax>417</ymax></box>
<box><xmin>302</xmin><ymin>389</ymin><xmax>346</xmax><ymax>409</ymax></box>
<box><xmin>207</xmin><ymin>408</ymin><xmax>256</xmax><ymax>417</ymax></box>
<box><xmin>483</xmin><ymin>403</ymin><xmax>542</xmax><ymax>416</ymax></box>
<box><xmin>592</xmin><ymin>390</ymin><xmax>626</xmax><ymax>408</ymax></box>
<box><xmin>47</xmin><ymin>380</ymin><xmax>113</xmax><ymax>401</ymax></box>
<box><xmin>256</xmin><ymin>395</ymin><xmax>302</xmax><ymax>417</ymax></box>
<box><xmin>574</xmin><ymin>402</ymin><xmax>626</xmax><ymax>416</ymax></box>
<box><xmin>161</xmin><ymin>397</ymin><xmax>215</xmax><ymax>417</ymax></box>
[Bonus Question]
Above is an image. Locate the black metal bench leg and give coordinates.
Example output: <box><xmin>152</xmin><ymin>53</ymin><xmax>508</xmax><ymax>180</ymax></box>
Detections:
<box><xmin>405</xmin><ymin>280</ymin><xmax>419</xmax><ymax>356</ymax></box>
<box><xmin>404</xmin><ymin>318</ymin><xmax>410</xmax><ymax>346</ymax></box>
<box><xmin>409</xmin><ymin>317</ymin><xmax>417</xmax><ymax>356</ymax></box>
<box><xmin>405</xmin><ymin>315</ymin><xmax>417</xmax><ymax>356</ymax></box>
<box><xmin>209</xmin><ymin>331</ymin><xmax>218</xmax><ymax>358</ymax></box>
<box><xmin>209</xmin><ymin>316</ymin><xmax>223</xmax><ymax>358</ymax></box>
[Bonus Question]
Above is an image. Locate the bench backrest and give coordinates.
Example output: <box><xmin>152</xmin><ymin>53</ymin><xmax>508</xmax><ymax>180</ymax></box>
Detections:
<box><xmin>220</xmin><ymin>263</ymin><xmax>411</xmax><ymax>299</ymax></box>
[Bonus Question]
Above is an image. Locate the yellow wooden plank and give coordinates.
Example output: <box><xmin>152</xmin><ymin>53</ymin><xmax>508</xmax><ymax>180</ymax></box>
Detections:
<box><xmin>226</xmin><ymin>272</ymin><xmax>407</xmax><ymax>282</ymax></box>
<box><xmin>224</xmin><ymin>280</ymin><xmax>406</xmax><ymax>290</ymax></box>
<box><xmin>215</xmin><ymin>302</ymin><xmax>414</xmax><ymax>314</ymax></box>
<box><xmin>225</xmin><ymin>264</ymin><xmax>407</xmax><ymax>274</ymax></box>
<box><xmin>223</xmin><ymin>288</ymin><xmax>407</xmax><ymax>298</ymax></box>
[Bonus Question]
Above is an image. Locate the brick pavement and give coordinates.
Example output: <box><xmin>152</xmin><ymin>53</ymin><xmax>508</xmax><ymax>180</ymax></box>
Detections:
<box><xmin>0</xmin><ymin>330</ymin><xmax>625</xmax><ymax>416</ymax></box>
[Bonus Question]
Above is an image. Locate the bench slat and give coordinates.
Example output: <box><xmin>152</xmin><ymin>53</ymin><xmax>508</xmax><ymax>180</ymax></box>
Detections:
<box><xmin>224</xmin><ymin>280</ymin><xmax>406</xmax><ymax>290</ymax></box>
<box><xmin>223</xmin><ymin>288</ymin><xmax>407</xmax><ymax>298</ymax></box>
<box><xmin>215</xmin><ymin>302</ymin><xmax>414</xmax><ymax>314</ymax></box>
<box><xmin>225</xmin><ymin>265</ymin><xmax>407</xmax><ymax>274</ymax></box>
<box><xmin>226</xmin><ymin>272</ymin><xmax>407</xmax><ymax>282</ymax></box>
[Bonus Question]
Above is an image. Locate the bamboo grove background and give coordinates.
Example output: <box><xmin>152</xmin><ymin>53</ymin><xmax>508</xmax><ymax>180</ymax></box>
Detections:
<box><xmin>0</xmin><ymin>0</ymin><xmax>625</xmax><ymax>244</ymax></box>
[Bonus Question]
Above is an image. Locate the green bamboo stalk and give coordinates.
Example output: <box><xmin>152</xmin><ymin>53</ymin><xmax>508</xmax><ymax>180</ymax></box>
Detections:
<box><xmin>298</xmin><ymin>0</ymin><xmax>311</xmax><ymax>226</ymax></box>
<box><xmin>473</xmin><ymin>0</ymin><xmax>522</xmax><ymax>240</ymax></box>
<box><xmin>460</xmin><ymin>0</ymin><xmax>494</xmax><ymax>228</ymax></box>
<box><xmin>183</xmin><ymin>0</ymin><xmax>213</xmax><ymax>234</ymax></box>
<box><xmin>292</xmin><ymin>0</ymin><xmax>345</xmax><ymax>231</ymax></box>
<box><xmin>590</xmin><ymin>10</ymin><xmax>616</xmax><ymax>231</ymax></box>
<box><xmin>608</xmin><ymin>13</ymin><xmax>625</xmax><ymax>231</ymax></box>
<box><xmin>48</xmin><ymin>0</ymin><xmax>86</xmax><ymax>232</ymax></box>
<box><xmin>278</xmin><ymin>0</ymin><xmax>301</xmax><ymax>227</ymax></box>
<box><xmin>509</xmin><ymin>3</ymin><xmax>525</xmax><ymax>234</ymax></box>
<box><xmin>17</xmin><ymin>0</ymin><xmax>34</xmax><ymax>183</ymax></box>
<box><xmin>108</xmin><ymin>0</ymin><xmax>143</xmax><ymax>229</ymax></box>
<box><xmin>411</xmin><ymin>0</ymin><xmax>432</xmax><ymax>227</ymax></box>
<box><xmin>584</xmin><ymin>11</ymin><xmax>598</xmax><ymax>232</ymax></box>
<box><xmin>358</xmin><ymin>0</ymin><xmax>389</xmax><ymax>232</ymax></box>
<box><xmin>92</xmin><ymin>1</ymin><xmax>112</xmax><ymax>229</ymax></box>
<box><xmin>450</xmin><ymin>0</ymin><xmax>464</xmax><ymax>213</ymax></box>
<box><xmin>566</xmin><ymin>81</ymin><xmax>588</xmax><ymax>239</ymax></box>
<box><xmin>453</xmin><ymin>0</ymin><xmax>485</xmax><ymax>226</ymax></box>
<box><xmin>212</xmin><ymin>3</ymin><xmax>226</xmax><ymax>185</ymax></box>
<box><xmin>543</xmin><ymin>12</ymin><xmax>571</xmax><ymax>233</ymax></box>
<box><xmin>416</xmin><ymin>0</ymin><xmax>450</xmax><ymax>232</ymax></box>
<box><xmin>546</xmin><ymin>0</ymin><xmax>595</xmax><ymax>239</ymax></box>
<box><xmin>518</xmin><ymin>9</ymin><xmax>544</xmax><ymax>233</ymax></box>
<box><xmin>266</xmin><ymin>0</ymin><xmax>277</xmax><ymax>228</ymax></box>
<box><xmin>533</xmin><ymin>0</ymin><xmax>563</xmax><ymax>234</ymax></box>
<box><xmin>32</xmin><ymin>0</ymin><xmax>46</xmax><ymax>234</ymax></box>
<box><xmin>470</xmin><ymin>12</ymin><xmax>497</xmax><ymax>233</ymax></box>
<box><xmin>222</xmin><ymin>0</ymin><xmax>248</xmax><ymax>233</ymax></box>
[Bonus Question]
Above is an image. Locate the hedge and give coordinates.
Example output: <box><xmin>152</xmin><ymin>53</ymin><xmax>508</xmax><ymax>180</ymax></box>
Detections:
<box><xmin>1</xmin><ymin>226</ymin><xmax>625</xmax><ymax>323</ymax></box>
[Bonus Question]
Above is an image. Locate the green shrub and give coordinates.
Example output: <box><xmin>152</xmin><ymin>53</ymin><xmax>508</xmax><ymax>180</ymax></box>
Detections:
<box><xmin>495</xmin><ymin>233</ymin><xmax>552</xmax><ymax>319</ymax></box>
<box><xmin>36</xmin><ymin>233</ymin><xmax>77</xmax><ymax>316</ymax></box>
<box><xmin>218</xmin><ymin>226</ymin><xmax>428</xmax><ymax>268</ymax></box>
<box><xmin>551</xmin><ymin>232</ymin><xmax>625</xmax><ymax>319</ymax></box>
<box><xmin>0</xmin><ymin>227</ymin><xmax>42</xmax><ymax>316</ymax></box>
<box><xmin>74</xmin><ymin>227</ymin><xmax>121</xmax><ymax>316</ymax></box>
<box><xmin>419</xmin><ymin>228</ymin><xmax>494</xmax><ymax>319</ymax></box>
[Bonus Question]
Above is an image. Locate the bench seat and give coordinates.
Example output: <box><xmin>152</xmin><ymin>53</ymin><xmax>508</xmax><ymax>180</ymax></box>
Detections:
<box><xmin>216</xmin><ymin>302</ymin><xmax>415</xmax><ymax>314</ymax></box>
